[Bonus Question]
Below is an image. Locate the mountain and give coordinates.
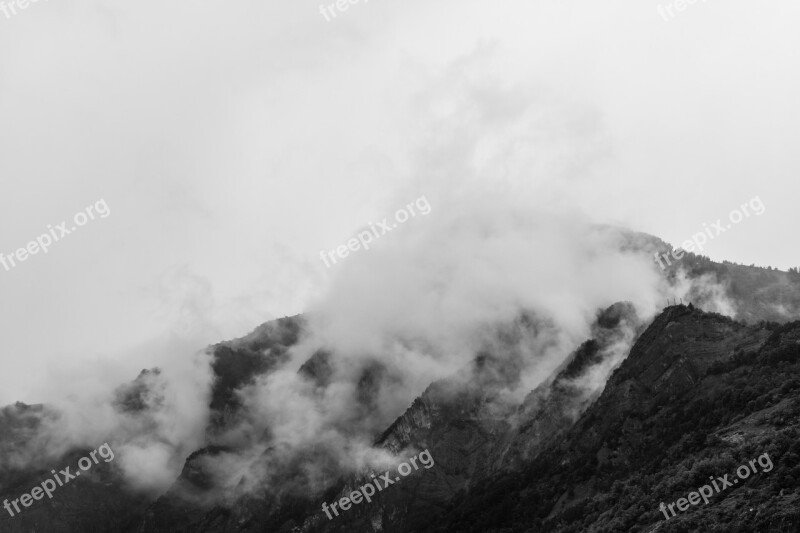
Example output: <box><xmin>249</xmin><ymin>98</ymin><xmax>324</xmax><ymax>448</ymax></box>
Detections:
<box><xmin>623</xmin><ymin>229</ymin><xmax>800</xmax><ymax>323</ymax></box>
<box><xmin>0</xmin><ymin>401</ymin><xmax>150</xmax><ymax>533</ymax></box>
<box><xmin>2</xmin><ymin>239</ymin><xmax>800</xmax><ymax>533</ymax></box>
<box><xmin>419</xmin><ymin>305</ymin><xmax>800</xmax><ymax>533</ymax></box>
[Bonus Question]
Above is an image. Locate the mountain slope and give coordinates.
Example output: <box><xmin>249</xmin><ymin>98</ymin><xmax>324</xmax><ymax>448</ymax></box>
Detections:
<box><xmin>420</xmin><ymin>306</ymin><xmax>800</xmax><ymax>533</ymax></box>
<box><xmin>3</xmin><ymin>244</ymin><xmax>800</xmax><ymax>533</ymax></box>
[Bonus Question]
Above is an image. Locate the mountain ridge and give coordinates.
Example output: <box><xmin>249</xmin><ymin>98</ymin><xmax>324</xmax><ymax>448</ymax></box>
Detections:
<box><xmin>2</xmin><ymin>240</ymin><xmax>800</xmax><ymax>532</ymax></box>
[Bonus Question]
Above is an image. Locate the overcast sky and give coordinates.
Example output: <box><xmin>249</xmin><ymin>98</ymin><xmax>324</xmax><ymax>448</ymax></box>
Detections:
<box><xmin>1</xmin><ymin>0</ymin><xmax>798</xmax><ymax>405</ymax></box>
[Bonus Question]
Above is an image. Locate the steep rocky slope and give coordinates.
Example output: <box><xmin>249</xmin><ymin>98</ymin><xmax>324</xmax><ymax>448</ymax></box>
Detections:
<box><xmin>421</xmin><ymin>306</ymin><xmax>800</xmax><ymax>532</ymax></box>
<box><xmin>297</xmin><ymin>303</ymin><xmax>643</xmax><ymax>533</ymax></box>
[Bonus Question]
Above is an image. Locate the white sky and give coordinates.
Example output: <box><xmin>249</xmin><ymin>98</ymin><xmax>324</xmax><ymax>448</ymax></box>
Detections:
<box><xmin>1</xmin><ymin>0</ymin><xmax>798</xmax><ymax>405</ymax></box>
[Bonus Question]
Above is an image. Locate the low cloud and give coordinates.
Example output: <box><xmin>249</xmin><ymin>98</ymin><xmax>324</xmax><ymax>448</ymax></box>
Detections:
<box><xmin>0</xmin><ymin>337</ymin><xmax>213</xmax><ymax>496</ymax></box>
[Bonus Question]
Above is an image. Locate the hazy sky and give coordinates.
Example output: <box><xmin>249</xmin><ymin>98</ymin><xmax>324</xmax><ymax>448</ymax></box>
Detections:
<box><xmin>1</xmin><ymin>0</ymin><xmax>798</xmax><ymax>405</ymax></box>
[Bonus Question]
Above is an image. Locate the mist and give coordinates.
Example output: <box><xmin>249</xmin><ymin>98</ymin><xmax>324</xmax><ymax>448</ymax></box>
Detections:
<box><xmin>1</xmin><ymin>0</ymin><xmax>795</xmax><ymax>510</ymax></box>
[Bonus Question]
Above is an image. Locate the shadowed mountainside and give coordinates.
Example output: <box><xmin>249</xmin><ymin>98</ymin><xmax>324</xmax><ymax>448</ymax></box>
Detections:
<box><xmin>419</xmin><ymin>306</ymin><xmax>800</xmax><ymax>533</ymax></box>
<box><xmin>2</xmin><ymin>240</ymin><xmax>800</xmax><ymax>532</ymax></box>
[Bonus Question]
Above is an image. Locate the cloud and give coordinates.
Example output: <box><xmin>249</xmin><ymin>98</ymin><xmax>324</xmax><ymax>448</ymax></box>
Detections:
<box><xmin>1</xmin><ymin>336</ymin><xmax>214</xmax><ymax>496</ymax></box>
<box><xmin>3</xmin><ymin>0</ymin><xmax>791</xmax><ymax>503</ymax></box>
<box><xmin>201</xmin><ymin>73</ymin><xmax>674</xmax><ymax>500</ymax></box>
